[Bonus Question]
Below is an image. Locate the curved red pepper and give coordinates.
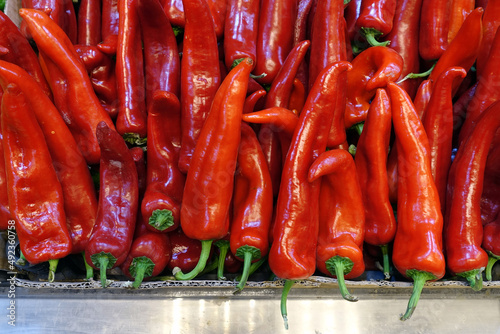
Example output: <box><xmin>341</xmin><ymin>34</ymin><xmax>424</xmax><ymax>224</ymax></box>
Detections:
<box><xmin>308</xmin><ymin>149</ymin><xmax>365</xmax><ymax>301</ymax></box>
<box><xmin>444</xmin><ymin>101</ymin><xmax>500</xmax><ymax>291</ymax></box>
<box><xmin>0</xmin><ymin>60</ymin><xmax>98</xmax><ymax>255</ymax></box>
<box><xmin>120</xmin><ymin>232</ymin><xmax>171</xmax><ymax>288</ymax></box>
<box><xmin>354</xmin><ymin>88</ymin><xmax>395</xmax><ymax>279</ymax></box>
<box><xmin>85</xmin><ymin>122</ymin><xmax>139</xmax><ymax>288</ymax></box>
<box><xmin>388</xmin><ymin>82</ymin><xmax>445</xmax><ymax>321</ymax></box>
<box><xmin>176</xmin><ymin>58</ymin><xmax>253</xmax><ymax>280</ymax></box>
<box><xmin>230</xmin><ymin>123</ymin><xmax>273</xmax><ymax>292</ymax></box>
<box><xmin>77</xmin><ymin>0</ymin><xmax>101</xmax><ymax>46</ymax></box>
<box><xmin>356</xmin><ymin>0</ymin><xmax>397</xmax><ymax>46</ymax></box>
<box><xmin>177</xmin><ymin>0</ymin><xmax>221</xmax><ymax>173</ymax></box>
<box><xmin>288</xmin><ymin>78</ymin><xmax>306</xmax><ymax>114</ymax></box>
<box><xmin>292</xmin><ymin>0</ymin><xmax>313</xmax><ymax>89</ymax></box>
<box><xmin>2</xmin><ymin>82</ymin><xmax>72</xmax><ymax>280</ymax></box>
<box><xmin>138</xmin><ymin>0</ymin><xmax>181</xmax><ymax>101</ymax></box>
<box><xmin>167</xmin><ymin>227</ymin><xmax>203</xmax><ymax>274</ymax></box>
<box><xmin>344</xmin><ymin>46</ymin><xmax>403</xmax><ymax>128</ymax></box>
<box><xmin>243</xmin><ymin>89</ymin><xmax>266</xmax><ymax>115</ymax></box>
<box><xmin>142</xmin><ymin>91</ymin><xmax>185</xmax><ymax>233</ymax></box>
<box><xmin>19</xmin><ymin>8</ymin><xmax>116</xmax><ymax>165</ymax></box>
<box><xmin>419</xmin><ymin>0</ymin><xmax>452</xmax><ymax>60</ymax></box>
<box><xmin>447</xmin><ymin>0</ymin><xmax>475</xmax><ymax>44</ymax></box>
<box><xmin>116</xmin><ymin>0</ymin><xmax>147</xmax><ymax>137</ymax></box>
<box><xmin>475</xmin><ymin>0</ymin><xmax>500</xmax><ymax>78</ymax></box>
<box><xmin>243</xmin><ymin>107</ymin><xmax>299</xmax><ymax>139</ymax></box>
<box><xmin>422</xmin><ymin>67</ymin><xmax>467</xmax><ymax>212</ymax></box>
<box><xmin>253</xmin><ymin>0</ymin><xmax>297</xmax><ymax>84</ymax></box>
<box><xmin>224</xmin><ymin>0</ymin><xmax>259</xmax><ymax>69</ymax></box>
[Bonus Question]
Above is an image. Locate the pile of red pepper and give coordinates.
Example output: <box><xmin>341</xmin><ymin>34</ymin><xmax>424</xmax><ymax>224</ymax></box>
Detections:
<box><xmin>1</xmin><ymin>0</ymin><xmax>500</xmax><ymax>324</ymax></box>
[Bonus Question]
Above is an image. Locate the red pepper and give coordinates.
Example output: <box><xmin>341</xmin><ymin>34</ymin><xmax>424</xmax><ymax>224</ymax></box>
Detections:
<box><xmin>176</xmin><ymin>58</ymin><xmax>253</xmax><ymax>280</ymax></box>
<box><xmin>253</xmin><ymin>0</ymin><xmax>297</xmax><ymax>84</ymax></box>
<box><xmin>0</xmin><ymin>60</ymin><xmax>98</xmax><ymax>255</ymax></box>
<box><xmin>344</xmin><ymin>46</ymin><xmax>403</xmax><ymax>129</ymax></box>
<box><xmin>384</xmin><ymin>0</ymin><xmax>423</xmax><ymax>98</ymax></box>
<box><xmin>288</xmin><ymin>78</ymin><xmax>306</xmax><ymax>114</ymax></box>
<box><xmin>142</xmin><ymin>91</ymin><xmax>185</xmax><ymax>233</ymax></box>
<box><xmin>452</xmin><ymin>83</ymin><xmax>477</xmax><ymax>147</ymax></box>
<box><xmin>308</xmin><ymin>149</ymin><xmax>365</xmax><ymax>301</ymax></box>
<box><xmin>444</xmin><ymin>101</ymin><xmax>500</xmax><ymax>290</ymax></box>
<box><xmin>243</xmin><ymin>89</ymin><xmax>266</xmax><ymax>115</ymax></box>
<box><xmin>483</xmin><ymin>213</ymin><xmax>500</xmax><ymax>281</ymax></box>
<box><xmin>223</xmin><ymin>0</ymin><xmax>259</xmax><ymax>69</ymax></box>
<box><xmin>230</xmin><ymin>123</ymin><xmax>273</xmax><ymax>291</ymax></box>
<box><xmin>19</xmin><ymin>8</ymin><xmax>116</xmax><ymax>165</ymax></box>
<box><xmin>457</xmin><ymin>25</ymin><xmax>500</xmax><ymax>147</ymax></box>
<box><xmin>85</xmin><ymin>122</ymin><xmax>139</xmax><ymax>288</ymax></box>
<box><xmin>163</xmin><ymin>0</ymin><xmax>185</xmax><ymax>28</ymax></box>
<box><xmin>137</xmin><ymin>0</ymin><xmax>181</xmax><ymax>101</ymax></box>
<box><xmin>448</xmin><ymin>0</ymin><xmax>475</xmax><ymax>44</ymax></box>
<box><xmin>422</xmin><ymin>67</ymin><xmax>467</xmax><ymax>212</ymax></box>
<box><xmin>292</xmin><ymin>0</ymin><xmax>313</xmax><ymax>89</ymax></box>
<box><xmin>101</xmin><ymin>0</ymin><xmax>119</xmax><ymax>41</ymax></box>
<box><xmin>354</xmin><ymin>88</ymin><xmax>395</xmax><ymax>279</ymax></box>
<box><xmin>475</xmin><ymin>0</ymin><xmax>500</xmax><ymax>78</ymax></box>
<box><xmin>419</xmin><ymin>0</ymin><xmax>452</xmax><ymax>60</ymax></box>
<box><xmin>116</xmin><ymin>0</ymin><xmax>147</xmax><ymax>137</ymax></box>
<box><xmin>481</xmin><ymin>142</ymin><xmax>500</xmax><ymax>226</ymax></box>
<box><xmin>207</xmin><ymin>0</ymin><xmax>227</xmax><ymax>40</ymax></box>
<box><xmin>243</xmin><ymin>107</ymin><xmax>299</xmax><ymax>139</ymax></box>
<box><xmin>388</xmin><ymin>82</ymin><xmax>445</xmax><ymax>321</ymax></box>
<box><xmin>0</xmin><ymin>128</ymin><xmax>10</xmax><ymax>230</ymax></box>
<box><xmin>344</xmin><ymin>0</ymin><xmax>363</xmax><ymax>43</ymax></box>
<box><xmin>77</xmin><ymin>0</ymin><xmax>101</xmax><ymax>46</ymax></box>
<box><xmin>130</xmin><ymin>146</ymin><xmax>147</xmax><ymax>199</ymax></box>
<box><xmin>120</xmin><ymin>232</ymin><xmax>171</xmax><ymax>288</ymax></box>
<box><xmin>177</xmin><ymin>0</ymin><xmax>221</xmax><ymax>174</ymax></box>
<box><xmin>356</xmin><ymin>0</ymin><xmax>397</xmax><ymax>46</ymax></box>
<box><xmin>167</xmin><ymin>227</ymin><xmax>203</xmax><ymax>274</ymax></box>
<box><xmin>2</xmin><ymin>82</ymin><xmax>72</xmax><ymax>280</ymax></box>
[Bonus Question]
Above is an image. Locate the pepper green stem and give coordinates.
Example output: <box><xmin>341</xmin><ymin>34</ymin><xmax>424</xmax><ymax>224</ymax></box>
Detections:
<box><xmin>486</xmin><ymin>252</ymin><xmax>500</xmax><ymax>281</ymax></box>
<box><xmin>397</xmin><ymin>63</ymin><xmax>436</xmax><ymax>84</ymax></box>
<box><xmin>82</xmin><ymin>252</ymin><xmax>94</xmax><ymax>279</ymax></box>
<box><xmin>400</xmin><ymin>269</ymin><xmax>436</xmax><ymax>321</ymax></box>
<box><xmin>235</xmin><ymin>255</ymin><xmax>268</xmax><ymax>283</ymax></box>
<box><xmin>174</xmin><ymin>240</ymin><xmax>213</xmax><ymax>280</ymax></box>
<box><xmin>90</xmin><ymin>252</ymin><xmax>117</xmax><ymax>288</ymax></box>
<box><xmin>198</xmin><ymin>255</ymin><xmax>219</xmax><ymax>277</ymax></box>
<box><xmin>48</xmin><ymin>259</ymin><xmax>59</xmax><ymax>282</ymax></box>
<box><xmin>149</xmin><ymin>209</ymin><xmax>174</xmax><ymax>231</ymax></box>
<box><xmin>326</xmin><ymin>256</ymin><xmax>358</xmax><ymax>302</ymax></box>
<box><xmin>234</xmin><ymin>246</ymin><xmax>261</xmax><ymax>293</ymax></box>
<box><xmin>16</xmin><ymin>250</ymin><xmax>27</xmax><ymax>266</ymax></box>
<box><xmin>457</xmin><ymin>268</ymin><xmax>484</xmax><ymax>291</ymax></box>
<box><xmin>380</xmin><ymin>244</ymin><xmax>391</xmax><ymax>280</ymax></box>
<box><xmin>214</xmin><ymin>240</ymin><xmax>230</xmax><ymax>280</ymax></box>
<box><xmin>130</xmin><ymin>256</ymin><xmax>156</xmax><ymax>289</ymax></box>
<box><xmin>281</xmin><ymin>279</ymin><xmax>295</xmax><ymax>330</ymax></box>
<box><xmin>352</xmin><ymin>122</ymin><xmax>364</xmax><ymax>136</ymax></box>
<box><xmin>361</xmin><ymin>28</ymin><xmax>390</xmax><ymax>47</ymax></box>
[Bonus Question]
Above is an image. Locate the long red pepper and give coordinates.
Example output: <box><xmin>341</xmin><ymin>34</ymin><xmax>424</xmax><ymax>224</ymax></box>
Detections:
<box><xmin>116</xmin><ymin>0</ymin><xmax>147</xmax><ymax>137</ymax></box>
<box><xmin>356</xmin><ymin>0</ymin><xmax>397</xmax><ymax>47</ymax></box>
<box><xmin>137</xmin><ymin>0</ymin><xmax>181</xmax><ymax>101</ymax></box>
<box><xmin>77</xmin><ymin>0</ymin><xmax>102</xmax><ymax>46</ymax></box>
<box><xmin>444</xmin><ymin>101</ymin><xmax>500</xmax><ymax>291</ymax></box>
<box><xmin>142</xmin><ymin>91</ymin><xmax>185</xmax><ymax>233</ymax></box>
<box><xmin>475</xmin><ymin>0</ymin><xmax>500</xmax><ymax>78</ymax></box>
<box><xmin>243</xmin><ymin>107</ymin><xmax>299</xmax><ymax>139</ymax></box>
<box><xmin>2</xmin><ymin>82</ymin><xmax>72</xmax><ymax>281</ymax></box>
<box><xmin>268</xmin><ymin>61</ymin><xmax>351</xmax><ymax>327</ymax></box>
<box><xmin>230</xmin><ymin>123</ymin><xmax>273</xmax><ymax>292</ymax></box>
<box><xmin>85</xmin><ymin>122</ymin><xmax>139</xmax><ymax>288</ymax></box>
<box><xmin>308</xmin><ymin>149</ymin><xmax>365</xmax><ymax>302</ymax></box>
<box><xmin>447</xmin><ymin>0</ymin><xmax>475</xmax><ymax>44</ymax></box>
<box><xmin>207</xmin><ymin>0</ymin><xmax>227</xmax><ymax>40</ymax></box>
<box><xmin>0</xmin><ymin>129</ymin><xmax>10</xmax><ymax>230</ymax></box>
<box><xmin>354</xmin><ymin>88</ymin><xmax>395</xmax><ymax>279</ymax></box>
<box><xmin>175</xmin><ymin>58</ymin><xmax>253</xmax><ymax>280</ymax></box>
<box><xmin>19</xmin><ymin>8</ymin><xmax>116</xmax><ymax>165</ymax></box>
<box><xmin>388</xmin><ymin>82</ymin><xmax>446</xmax><ymax>321</ymax></box>
<box><xmin>253</xmin><ymin>0</ymin><xmax>297</xmax><ymax>84</ymax></box>
<box><xmin>481</xmin><ymin>142</ymin><xmax>500</xmax><ymax>226</ymax></box>
<box><xmin>101</xmin><ymin>0</ymin><xmax>119</xmax><ymax>41</ymax></box>
<box><xmin>177</xmin><ymin>0</ymin><xmax>221</xmax><ymax>174</ymax></box>
<box><xmin>0</xmin><ymin>61</ymin><xmax>98</xmax><ymax>255</ymax></box>
<box><xmin>422</xmin><ymin>67</ymin><xmax>467</xmax><ymax>212</ymax></box>
<box><xmin>223</xmin><ymin>0</ymin><xmax>259</xmax><ymax>69</ymax></box>
<box><xmin>419</xmin><ymin>0</ymin><xmax>452</xmax><ymax>60</ymax></box>
<box><xmin>292</xmin><ymin>0</ymin><xmax>313</xmax><ymax>89</ymax></box>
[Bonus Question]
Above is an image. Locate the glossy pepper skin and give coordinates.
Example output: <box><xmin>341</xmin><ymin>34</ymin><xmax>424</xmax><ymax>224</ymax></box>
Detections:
<box><xmin>142</xmin><ymin>91</ymin><xmax>185</xmax><ymax>233</ymax></box>
<box><xmin>253</xmin><ymin>0</ymin><xmax>297</xmax><ymax>84</ymax></box>
<box><xmin>356</xmin><ymin>0</ymin><xmax>397</xmax><ymax>46</ymax></box>
<box><xmin>163</xmin><ymin>0</ymin><xmax>185</xmax><ymax>27</ymax></box>
<box><xmin>116</xmin><ymin>0</ymin><xmax>147</xmax><ymax>137</ymax></box>
<box><xmin>101</xmin><ymin>0</ymin><xmax>119</xmax><ymax>41</ymax></box>
<box><xmin>292</xmin><ymin>0</ymin><xmax>313</xmax><ymax>89</ymax></box>
<box><xmin>444</xmin><ymin>101</ymin><xmax>500</xmax><ymax>291</ymax></box>
<box><xmin>85</xmin><ymin>122</ymin><xmax>139</xmax><ymax>288</ymax></box>
<box><xmin>230</xmin><ymin>123</ymin><xmax>273</xmax><ymax>292</ymax></box>
<box><xmin>308</xmin><ymin>149</ymin><xmax>365</xmax><ymax>302</ymax></box>
<box><xmin>447</xmin><ymin>0</ymin><xmax>475</xmax><ymax>44</ymax></box>
<box><xmin>0</xmin><ymin>11</ymin><xmax>52</xmax><ymax>99</ymax></box>
<box><xmin>137</xmin><ymin>0</ymin><xmax>181</xmax><ymax>101</ymax></box>
<box><xmin>422</xmin><ymin>67</ymin><xmax>467</xmax><ymax>212</ymax></box>
<box><xmin>483</xmin><ymin>212</ymin><xmax>500</xmax><ymax>281</ymax></box>
<box><xmin>388</xmin><ymin>82</ymin><xmax>446</xmax><ymax>321</ymax></box>
<box><xmin>176</xmin><ymin>58</ymin><xmax>253</xmax><ymax>280</ymax></box>
<box><xmin>77</xmin><ymin>0</ymin><xmax>102</xmax><ymax>46</ymax></box>
<box><xmin>167</xmin><ymin>228</ymin><xmax>203</xmax><ymax>274</ymax></box>
<box><xmin>419</xmin><ymin>0</ymin><xmax>452</xmax><ymax>60</ymax></box>
<box><xmin>354</xmin><ymin>88</ymin><xmax>395</xmax><ymax>279</ymax></box>
<box><xmin>19</xmin><ymin>9</ymin><xmax>116</xmax><ymax>165</ymax></box>
<box><xmin>0</xmin><ymin>61</ymin><xmax>98</xmax><ymax>255</ymax></box>
<box><xmin>481</xmin><ymin>141</ymin><xmax>500</xmax><ymax>226</ymax></box>
<box><xmin>0</xmin><ymin>129</ymin><xmax>10</xmax><ymax>230</ymax></box>
<box><xmin>177</xmin><ymin>0</ymin><xmax>221</xmax><ymax>174</ymax></box>
<box><xmin>344</xmin><ymin>46</ymin><xmax>403</xmax><ymax>129</ymax></box>
<box><xmin>2</xmin><ymin>82</ymin><xmax>72</xmax><ymax>279</ymax></box>
<box><xmin>269</xmin><ymin>61</ymin><xmax>352</xmax><ymax>281</ymax></box>
<box><xmin>475</xmin><ymin>0</ymin><xmax>500</xmax><ymax>78</ymax></box>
